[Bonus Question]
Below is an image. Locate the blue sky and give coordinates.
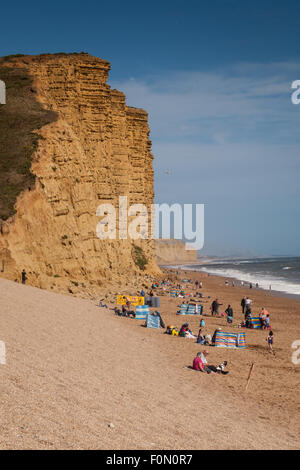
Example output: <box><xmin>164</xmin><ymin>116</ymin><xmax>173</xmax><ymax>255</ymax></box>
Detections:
<box><xmin>1</xmin><ymin>0</ymin><xmax>300</xmax><ymax>256</ymax></box>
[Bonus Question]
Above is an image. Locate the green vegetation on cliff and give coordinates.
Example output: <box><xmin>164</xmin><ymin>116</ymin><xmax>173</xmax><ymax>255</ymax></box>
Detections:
<box><xmin>0</xmin><ymin>60</ymin><xmax>57</xmax><ymax>220</ymax></box>
<box><xmin>132</xmin><ymin>244</ymin><xmax>148</xmax><ymax>271</ymax></box>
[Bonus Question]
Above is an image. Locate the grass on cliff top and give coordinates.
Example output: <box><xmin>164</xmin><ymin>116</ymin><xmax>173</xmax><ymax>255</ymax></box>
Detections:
<box><xmin>0</xmin><ymin>62</ymin><xmax>57</xmax><ymax>220</ymax></box>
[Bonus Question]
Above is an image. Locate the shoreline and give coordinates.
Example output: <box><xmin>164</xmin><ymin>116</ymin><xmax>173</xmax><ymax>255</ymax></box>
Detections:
<box><xmin>161</xmin><ymin>261</ymin><xmax>300</xmax><ymax>301</ymax></box>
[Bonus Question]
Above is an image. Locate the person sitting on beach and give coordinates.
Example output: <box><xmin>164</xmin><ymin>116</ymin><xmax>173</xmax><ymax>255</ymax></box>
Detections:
<box><xmin>185</xmin><ymin>328</ymin><xmax>196</xmax><ymax>339</ymax></box>
<box><xmin>196</xmin><ymin>328</ymin><xmax>205</xmax><ymax>344</ymax></box>
<box><xmin>179</xmin><ymin>323</ymin><xmax>195</xmax><ymax>339</ymax></box>
<box><xmin>260</xmin><ymin>308</ymin><xmax>267</xmax><ymax>328</ymax></box>
<box><xmin>211</xmin><ymin>299</ymin><xmax>222</xmax><ymax>316</ymax></box>
<box><xmin>225</xmin><ymin>305</ymin><xmax>233</xmax><ymax>323</ymax></box>
<box><xmin>122</xmin><ymin>301</ymin><xmax>135</xmax><ymax>318</ymax></box>
<box><xmin>211</xmin><ymin>328</ymin><xmax>222</xmax><ymax>345</ymax></box>
<box><xmin>169</xmin><ymin>325</ymin><xmax>179</xmax><ymax>336</ymax></box>
<box><xmin>192</xmin><ymin>351</ymin><xmax>218</xmax><ymax>374</ymax></box>
<box><xmin>193</xmin><ymin>352</ymin><xmax>205</xmax><ymax>371</ymax></box>
<box><xmin>179</xmin><ymin>323</ymin><xmax>189</xmax><ymax>337</ymax></box>
<box><xmin>122</xmin><ymin>304</ymin><xmax>128</xmax><ymax>317</ymax></box>
<box><xmin>262</xmin><ymin>307</ymin><xmax>268</xmax><ymax>315</ymax></box>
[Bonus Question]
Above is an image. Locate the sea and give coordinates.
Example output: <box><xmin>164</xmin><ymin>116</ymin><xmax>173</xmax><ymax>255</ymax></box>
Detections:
<box><xmin>172</xmin><ymin>256</ymin><xmax>300</xmax><ymax>297</ymax></box>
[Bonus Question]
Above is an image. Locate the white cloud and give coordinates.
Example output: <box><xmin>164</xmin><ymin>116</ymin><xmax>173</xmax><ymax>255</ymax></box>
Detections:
<box><xmin>109</xmin><ymin>62</ymin><xmax>300</xmax><ymax>255</ymax></box>
<box><xmin>110</xmin><ymin>62</ymin><xmax>300</xmax><ymax>143</ymax></box>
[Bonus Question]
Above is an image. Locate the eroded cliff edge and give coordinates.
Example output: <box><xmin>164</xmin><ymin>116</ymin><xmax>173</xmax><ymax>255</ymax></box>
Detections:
<box><xmin>0</xmin><ymin>53</ymin><xmax>159</xmax><ymax>297</ymax></box>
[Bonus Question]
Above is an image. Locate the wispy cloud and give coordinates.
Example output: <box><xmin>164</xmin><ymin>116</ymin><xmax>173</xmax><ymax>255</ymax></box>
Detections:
<box><xmin>110</xmin><ymin>61</ymin><xmax>300</xmax><ymax>144</ymax></box>
<box><xmin>110</xmin><ymin>62</ymin><xmax>300</xmax><ymax>255</ymax></box>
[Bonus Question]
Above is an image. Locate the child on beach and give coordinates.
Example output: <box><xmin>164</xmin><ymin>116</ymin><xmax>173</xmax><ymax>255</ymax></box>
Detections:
<box><xmin>225</xmin><ymin>305</ymin><xmax>233</xmax><ymax>323</ymax></box>
<box><xmin>266</xmin><ymin>331</ymin><xmax>275</xmax><ymax>354</ymax></box>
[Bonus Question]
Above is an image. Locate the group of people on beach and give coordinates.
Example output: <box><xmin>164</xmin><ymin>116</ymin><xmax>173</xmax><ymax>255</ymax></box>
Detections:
<box><xmin>113</xmin><ymin>272</ymin><xmax>276</xmax><ymax>371</ymax></box>
<box><xmin>225</xmin><ymin>279</ymin><xmax>261</xmax><ymax>289</ymax></box>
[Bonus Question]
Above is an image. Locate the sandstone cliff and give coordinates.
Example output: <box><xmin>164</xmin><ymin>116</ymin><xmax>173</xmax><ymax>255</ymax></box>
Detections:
<box><xmin>0</xmin><ymin>53</ymin><xmax>160</xmax><ymax>297</ymax></box>
<box><xmin>155</xmin><ymin>240</ymin><xmax>197</xmax><ymax>265</ymax></box>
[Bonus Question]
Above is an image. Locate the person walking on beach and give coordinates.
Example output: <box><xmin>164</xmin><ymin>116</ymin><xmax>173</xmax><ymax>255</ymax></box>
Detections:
<box><xmin>211</xmin><ymin>298</ymin><xmax>222</xmax><ymax>316</ymax></box>
<box><xmin>245</xmin><ymin>297</ymin><xmax>252</xmax><ymax>313</ymax></box>
<box><xmin>266</xmin><ymin>331</ymin><xmax>275</xmax><ymax>354</ymax></box>
<box><xmin>241</xmin><ymin>296</ymin><xmax>246</xmax><ymax>314</ymax></box>
<box><xmin>21</xmin><ymin>269</ymin><xmax>27</xmax><ymax>285</ymax></box>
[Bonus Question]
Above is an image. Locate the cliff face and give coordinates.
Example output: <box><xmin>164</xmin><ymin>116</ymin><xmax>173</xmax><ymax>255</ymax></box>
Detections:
<box><xmin>0</xmin><ymin>53</ymin><xmax>159</xmax><ymax>296</ymax></box>
<box><xmin>155</xmin><ymin>240</ymin><xmax>197</xmax><ymax>265</ymax></box>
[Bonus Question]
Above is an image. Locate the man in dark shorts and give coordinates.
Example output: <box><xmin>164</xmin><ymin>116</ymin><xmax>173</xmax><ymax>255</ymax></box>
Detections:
<box><xmin>211</xmin><ymin>298</ymin><xmax>222</xmax><ymax>316</ymax></box>
<box><xmin>241</xmin><ymin>297</ymin><xmax>246</xmax><ymax>314</ymax></box>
